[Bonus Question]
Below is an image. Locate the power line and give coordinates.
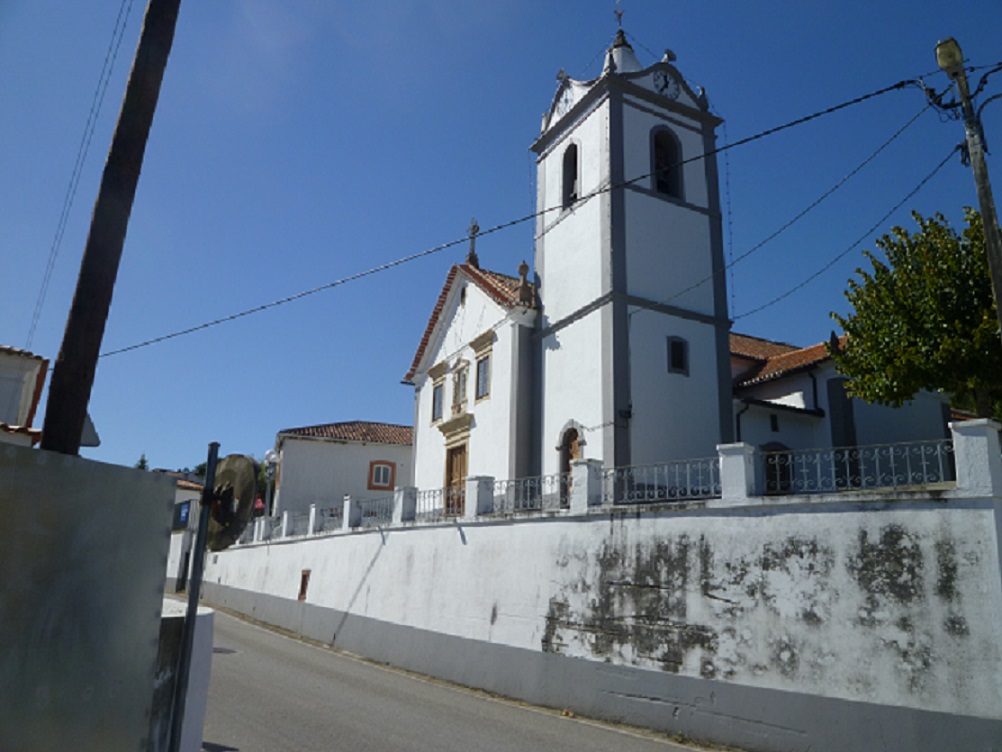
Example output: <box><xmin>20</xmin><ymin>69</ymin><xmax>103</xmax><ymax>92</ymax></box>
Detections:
<box><xmin>25</xmin><ymin>0</ymin><xmax>137</xmax><ymax>350</ymax></box>
<box><xmin>733</xmin><ymin>146</ymin><xmax>959</xmax><ymax>321</ymax></box>
<box><xmin>661</xmin><ymin>102</ymin><xmax>932</xmax><ymax>307</ymax></box>
<box><xmin>101</xmin><ymin>75</ymin><xmax>922</xmax><ymax>359</ymax></box>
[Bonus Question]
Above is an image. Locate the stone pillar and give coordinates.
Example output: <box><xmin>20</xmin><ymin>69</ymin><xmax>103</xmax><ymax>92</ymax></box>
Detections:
<box><xmin>342</xmin><ymin>494</ymin><xmax>361</xmax><ymax>530</ymax></box>
<box><xmin>308</xmin><ymin>504</ymin><xmax>317</xmax><ymax>535</ymax></box>
<box><xmin>464</xmin><ymin>476</ymin><xmax>494</xmax><ymax>521</ymax></box>
<box><xmin>253</xmin><ymin>517</ymin><xmax>263</xmax><ymax>542</ymax></box>
<box><xmin>950</xmin><ymin>419</ymin><xmax>1002</xmax><ymax>496</ymax></box>
<box><xmin>570</xmin><ymin>459</ymin><xmax>604</xmax><ymax>514</ymax></box>
<box><xmin>394</xmin><ymin>487</ymin><xmax>417</xmax><ymax>524</ymax></box>
<box><xmin>714</xmin><ymin>443</ymin><xmax>760</xmax><ymax>507</ymax></box>
<box><xmin>281</xmin><ymin>510</ymin><xmax>290</xmax><ymax>538</ymax></box>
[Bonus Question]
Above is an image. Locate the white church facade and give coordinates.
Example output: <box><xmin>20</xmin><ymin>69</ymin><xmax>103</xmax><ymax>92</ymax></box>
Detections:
<box><xmin>402</xmin><ymin>30</ymin><xmax>949</xmax><ymax>504</ymax></box>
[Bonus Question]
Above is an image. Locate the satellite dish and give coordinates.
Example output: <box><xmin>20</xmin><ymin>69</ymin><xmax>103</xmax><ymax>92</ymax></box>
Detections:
<box><xmin>206</xmin><ymin>454</ymin><xmax>259</xmax><ymax>551</ymax></box>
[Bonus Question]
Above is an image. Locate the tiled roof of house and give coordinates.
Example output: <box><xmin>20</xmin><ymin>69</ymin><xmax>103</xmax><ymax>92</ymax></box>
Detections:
<box><xmin>278</xmin><ymin>420</ymin><xmax>414</xmax><ymax>446</ymax></box>
<box><xmin>0</xmin><ymin>345</ymin><xmax>45</xmax><ymax>361</ymax></box>
<box><xmin>0</xmin><ymin>423</ymin><xmax>42</xmax><ymax>444</ymax></box>
<box><xmin>404</xmin><ymin>263</ymin><xmax>536</xmax><ymax>383</ymax></box>
<box><xmin>729</xmin><ymin>332</ymin><xmax>800</xmax><ymax>361</ymax></box>
<box><xmin>734</xmin><ymin>335</ymin><xmax>847</xmax><ymax>388</ymax></box>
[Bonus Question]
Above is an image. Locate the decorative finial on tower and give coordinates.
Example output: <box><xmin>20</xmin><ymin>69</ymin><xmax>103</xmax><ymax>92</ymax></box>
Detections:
<box><xmin>556</xmin><ymin>68</ymin><xmax>569</xmax><ymax>83</ymax></box>
<box><xmin>517</xmin><ymin>260</ymin><xmax>533</xmax><ymax>306</ymax></box>
<box><xmin>614</xmin><ymin>8</ymin><xmax>624</xmax><ymax>28</ymax></box>
<box><xmin>466</xmin><ymin>218</ymin><xmax>480</xmax><ymax>268</ymax></box>
<box><xmin>662</xmin><ymin>48</ymin><xmax>677</xmax><ymax>63</ymax></box>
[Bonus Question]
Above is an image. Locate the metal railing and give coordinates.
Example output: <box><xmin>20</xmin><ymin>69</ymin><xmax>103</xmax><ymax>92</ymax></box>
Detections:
<box><xmin>359</xmin><ymin>496</ymin><xmax>394</xmax><ymax>528</ymax></box>
<box><xmin>492</xmin><ymin>472</ymin><xmax>570</xmax><ymax>514</ymax></box>
<box><xmin>415</xmin><ymin>487</ymin><xmax>465</xmax><ymax>522</ymax></box>
<box><xmin>603</xmin><ymin>457</ymin><xmax>721</xmax><ymax>504</ymax></box>
<box><xmin>287</xmin><ymin>512</ymin><xmax>311</xmax><ymax>536</ymax></box>
<box><xmin>763</xmin><ymin>439</ymin><xmax>955</xmax><ymax>495</ymax></box>
<box><xmin>315</xmin><ymin>505</ymin><xmax>343</xmax><ymax>533</ymax></box>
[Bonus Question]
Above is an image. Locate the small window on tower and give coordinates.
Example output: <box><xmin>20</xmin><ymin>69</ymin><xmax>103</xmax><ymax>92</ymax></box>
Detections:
<box><xmin>562</xmin><ymin>143</ymin><xmax>579</xmax><ymax>209</ymax></box>
<box><xmin>667</xmin><ymin>336</ymin><xmax>688</xmax><ymax>376</ymax></box>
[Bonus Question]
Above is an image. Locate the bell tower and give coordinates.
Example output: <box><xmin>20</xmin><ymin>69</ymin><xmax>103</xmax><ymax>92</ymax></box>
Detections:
<box><xmin>532</xmin><ymin>30</ymin><xmax>733</xmax><ymax>473</ymax></box>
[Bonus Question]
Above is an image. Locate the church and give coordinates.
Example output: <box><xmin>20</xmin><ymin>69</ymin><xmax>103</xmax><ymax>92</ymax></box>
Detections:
<box><xmin>399</xmin><ymin>30</ymin><xmax>949</xmax><ymax>505</ymax></box>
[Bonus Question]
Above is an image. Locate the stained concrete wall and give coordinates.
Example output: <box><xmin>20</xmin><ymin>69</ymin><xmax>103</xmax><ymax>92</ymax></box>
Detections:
<box><xmin>202</xmin><ymin>487</ymin><xmax>1002</xmax><ymax>751</ymax></box>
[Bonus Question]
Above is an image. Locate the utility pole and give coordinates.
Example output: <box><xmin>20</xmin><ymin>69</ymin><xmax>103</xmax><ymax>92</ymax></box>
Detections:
<box><xmin>41</xmin><ymin>0</ymin><xmax>182</xmax><ymax>455</ymax></box>
<box><xmin>936</xmin><ymin>37</ymin><xmax>1002</xmax><ymax>347</ymax></box>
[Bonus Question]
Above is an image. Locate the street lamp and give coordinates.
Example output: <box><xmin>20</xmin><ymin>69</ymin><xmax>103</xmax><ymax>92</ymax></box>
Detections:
<box><xmin>936</xmin><ymin>37</ymin><xmax>1002</xmax><ymax>346</ymax></box>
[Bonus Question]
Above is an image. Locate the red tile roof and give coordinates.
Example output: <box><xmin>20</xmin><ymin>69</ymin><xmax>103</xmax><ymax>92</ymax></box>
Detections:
<box><xmin>0</xmin><ymin>423</ymin><xmax>42</xmax><ymax>445</ymax></box>
<box><xmin>0</xmin><ymin>345</ymin><xmax>45</xmax><ymax>361</ymax></box>
<box><xmin>729</xmin><ymin>332</ymin><xmax>799</xmax><ymax>361</ymax></box>
<box><xmin>279</xmin><ymin>420</ymin><xmax>413</xmax><ymax>446</ymax></box>
<box><xmin>734</xmin><ymin>335</ymin><xmax>846</xmax><ymax>388</ymax></box>
<box><xmin>403</xmin><ymin>263</ymin><xmax>535</xmax><ymax>383</ymax></box>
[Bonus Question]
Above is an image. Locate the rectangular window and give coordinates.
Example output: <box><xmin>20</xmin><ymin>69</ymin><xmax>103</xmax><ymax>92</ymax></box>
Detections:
<box><xmin>431</xmin><ymin>383</ymin><xmax>444</xmax><ymax>422</ymax></box>
<box><xmin>667</xmin><ymin>336</ymin><xmax>689</xmax><ymax>376</ymax></box>
<box><xmin>368</xmin><ymin>461</ymin><xmax>395</xmax><ymax>491</ymax></box>
<box><xmin>452</xmin><ymin>364</ymin><xmax>469</xmax><ymax>415</ymax></box>
<box><xmin>475</xmin><ymin>355</ymin><xmax>490</xmax><ymax>400</ymax></box>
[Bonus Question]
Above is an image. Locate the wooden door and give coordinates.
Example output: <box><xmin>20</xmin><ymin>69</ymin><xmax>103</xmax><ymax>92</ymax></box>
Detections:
<box><xmin>446</xmin><ymin>444</ymin><xmax>467</xmax><ymax>516</ymax></box>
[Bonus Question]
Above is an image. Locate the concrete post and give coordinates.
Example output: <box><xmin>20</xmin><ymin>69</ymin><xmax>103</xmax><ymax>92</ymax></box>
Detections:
<box><xmin>714</xmin><ymin>443</ymin><xmax>760</xmax><ymax>507</ymax></box>
<box><xmin>253</xmin><ymin>517</ymin><xmax>262</xmax><ymax>542</ymax></box>
<box><xmin>281</xmin><ymin>511</ymin><xmax>290</xmax><ymax>539</ymax></box>
<box><xmin>394</xmin><ymin>487</ymin><xmax>417</xmax><ymax>524</ymax></box>
<box><xmin>950</xmin><ymin>419</ymin><xmax>1002</xmax><ymax>496</ymax></box>
<box><xmin>464</xmin><ymin>476</ymin><xmax>494</xmax><ymax>521</ymax></box>
<box><xmin>570</xmin><ymin>459</ymin><xmax>604</xmax><ymax>514</ymax></box>
<box><xmin>308</xmin><ymin>504</ymin><xmax>317</xmax><ymax>535</ymax></box>
<box><xmin>342</xmin><ymin>494</ymin><xmax>361</xmax><ymax>530</ymax></box>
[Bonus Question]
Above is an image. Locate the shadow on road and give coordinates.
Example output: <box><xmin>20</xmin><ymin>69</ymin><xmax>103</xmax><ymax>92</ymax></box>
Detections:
<box><xmin>202</xmin><ymin>742</ymin><xmax>239</xmax><ymax>751</ymax></box>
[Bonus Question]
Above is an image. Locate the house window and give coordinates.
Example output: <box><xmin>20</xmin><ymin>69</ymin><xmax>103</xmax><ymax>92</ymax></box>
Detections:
<box><xmin>475</xmin><ymin>354</ymin><xmax>490</xmax><ymax>400</ymax></box>
<box><xmin>452</xmin><ymin>362</ymin><xmax>469</xmax><ymax>415</ymax></box>
<box><xmin>368</xmin><ymin>461</ymin><xmax>396</xmax><ymax>491</ymax></box>
<box><xmin>667</xmin><ymin>336</ymin><xmax>688</xmax><ymax>375</ymax></box>
<box><xmin>770</xmin><ymin>414</ymin><xmax>780</xmax><ymax>432</ymax></box>
<box><xmin>652</xmin><ymin>128</ymin><xmax>683</xmax><ymax>199</ymax></box>
<box><xmin>562</xmin><ymin>143</ymin><xmax>579</xmax><ymax>208</ymax></box>
<box><xmin>432</xmin><ymin>382</ymin><xmax>444</xmax><ymax>422</ymax></box>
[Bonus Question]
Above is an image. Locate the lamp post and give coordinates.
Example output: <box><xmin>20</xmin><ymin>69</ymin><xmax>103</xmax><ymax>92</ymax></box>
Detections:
<box><xmin>936</xmin><ymin>37</ymin><xmax>1002</xmax><ymax>346</ymax></box>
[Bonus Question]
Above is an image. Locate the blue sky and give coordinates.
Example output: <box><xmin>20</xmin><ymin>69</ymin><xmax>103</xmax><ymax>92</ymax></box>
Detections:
<box><xmin>2</xmin><ymin>1</ymin><xmax>1001</xmax><ymax>471</ymax></box>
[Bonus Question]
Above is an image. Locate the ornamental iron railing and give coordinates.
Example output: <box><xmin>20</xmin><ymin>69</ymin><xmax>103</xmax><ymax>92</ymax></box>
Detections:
<box><xmin>491</xmin><ymin>472</ymin><xmax>570</xmax><ymax>514</ymax></box>
<box><xmin>358</xmin><ymin>496</ymin><xmax>394</xmax><ymax>528</ymax></box>
<box><xmin>763</xmin><ymin>439</ymin><xmax>955</xmax><ymax>495</ymax></box>
<box><xmin>415</xmin><ymin>486</ymin><xmax>465</xmax><ymax>522</ymax></box>
<box><xmin>603</xmin><ymin>457</ymin><xmax>721</xmax><ymax>504</ymax></box>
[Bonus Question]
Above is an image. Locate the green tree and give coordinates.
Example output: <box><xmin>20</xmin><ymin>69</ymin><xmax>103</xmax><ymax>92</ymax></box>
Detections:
<box><xmin>830</xmin><ymin>208</ymin><xmax>1001</xmax><ymax>418</ymax></box>
<box><xmin>134</xmin><ymin>453</ymin><xmax>149</xmax><ymax>471</ymax></box>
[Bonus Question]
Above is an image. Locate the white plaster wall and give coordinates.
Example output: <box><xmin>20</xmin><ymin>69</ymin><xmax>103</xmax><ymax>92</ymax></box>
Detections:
<box><xmin>629</xmin><ymin>311</ymin><xmax>722</xmax><ymax>464</ymax></box>
<box><xmin>623</xmin><ymin>194</ymin><xmax>715</xmax><ymax>314</ymax></box>
<box><xmin>541</xmin><ymin>310</ymin><xmax>607</xmax><ymax>474</ymax></box>
<box><xmin>536</xmin><ymin>101</ymin><xmax>610</xmax><ymax>324</ymax></box>
<box><xmin>412</xmin><ymin>280</ymin><xmax>522</xmax><ymax>490</ymax></box>
<box><xmin>205</xmin><ymin>499</ymin><xmax>1002</xmax><ymax>720</ymax></box>
<box><xmin>737</xmin><ymin>404</ymin><xmax>829</xmax><ymax>452</ymax></box>
<box><xmin>854</xmin><ymin>390</ymin><xmax>949</xmax><ymax>446</ymax></box>
<box><xmin>277</xmin><ymin>438</ymin><xmax>411</xmax><ymax>516</ymax></box>
<box><xmin>0</xmin><ymin>353</ymin><xmax>42</xmax><ymax>426</ymax></box>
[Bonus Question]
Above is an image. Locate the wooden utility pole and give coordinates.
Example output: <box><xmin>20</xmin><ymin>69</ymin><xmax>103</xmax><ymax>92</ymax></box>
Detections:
<box><xmin>41</xmin><ymin>0</ymin><xmax>181</xmax><ymax>455</ymax></box>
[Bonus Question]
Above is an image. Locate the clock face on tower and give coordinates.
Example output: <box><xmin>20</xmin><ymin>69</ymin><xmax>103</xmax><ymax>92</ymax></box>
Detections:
<box><xmin>652</xmin><ymin>69</ymin><xmax>680</xmax><ymax>100</ymax></box>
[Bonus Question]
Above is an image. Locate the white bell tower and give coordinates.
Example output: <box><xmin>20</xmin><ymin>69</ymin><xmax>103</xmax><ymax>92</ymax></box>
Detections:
<box><xmin>532</xmin><ymin>29</ymin><xmax>733</xmax><ymax>473</ymax></box>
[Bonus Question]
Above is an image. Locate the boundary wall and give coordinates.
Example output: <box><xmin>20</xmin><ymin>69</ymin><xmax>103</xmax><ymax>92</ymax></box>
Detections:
<box><xmin>202</xmin><ymin>422</ymin><xmax>1002</xmax><ymax>752</ymax></box>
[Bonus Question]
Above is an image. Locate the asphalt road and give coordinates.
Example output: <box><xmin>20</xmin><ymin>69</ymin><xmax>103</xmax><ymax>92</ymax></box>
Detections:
<box><xmin>201</xmin><ymin>609</ymin><xmax>699</xmax><ymax>752</ymax></box>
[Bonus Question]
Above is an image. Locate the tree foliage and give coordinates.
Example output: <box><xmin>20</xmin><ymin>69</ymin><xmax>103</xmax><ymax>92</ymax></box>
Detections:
<box><xmin>830</xmin><ymin>208</ymin><xmax>1001</xmax><ymax>417</ymax></box>
<box><xmin>134</xmin><ymin>453</ymin><xmax>149</xmax><ymax>471</ymax></box>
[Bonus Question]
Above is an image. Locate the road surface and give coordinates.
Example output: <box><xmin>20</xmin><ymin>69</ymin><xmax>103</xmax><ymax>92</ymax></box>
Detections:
<box><xmin>201</xmin><ymin>609</ymin><xmax>699</xmax><ymax>752</ymax></box>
